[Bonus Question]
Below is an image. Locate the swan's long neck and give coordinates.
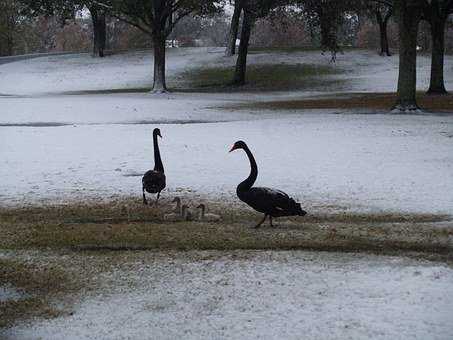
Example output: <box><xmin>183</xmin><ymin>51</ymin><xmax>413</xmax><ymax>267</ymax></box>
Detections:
<box><xmin>153</xmin><ymin>133</ymin><xmax>164</xmax><ymax>172</ymax></box>
<box><xmin>238</xmin><ymin>145</ymin><xmax>258</xmax><ymax>191</ymax></box>
<box><xmin>174</xmin><ymin>200</ymin><xmax>181</xmax><ymax>214</ymax></box>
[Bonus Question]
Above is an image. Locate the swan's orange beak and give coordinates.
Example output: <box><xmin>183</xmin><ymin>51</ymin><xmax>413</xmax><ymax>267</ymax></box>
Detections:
<box><xmin>229</xmin><ymin>145</ymin><xmax>237</xmax><ymax>153</ymax></box>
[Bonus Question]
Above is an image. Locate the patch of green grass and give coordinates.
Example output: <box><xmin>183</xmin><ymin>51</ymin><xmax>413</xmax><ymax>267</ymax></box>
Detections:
<box><xmin>225</xmin><ymin>92</ymin><xmax>453</xmax><ymax>113</ymax></box>
<box><xmin>59</xmin><ymin>62</ymin><xmax>347</xmax><ymax>95</ymax></box>
<box><xmin>176</xmin><ymin>63</ymin><xmax>345</xmax><ymax>92</ymax></box>
<box><xmin>0</xmin><ymin>258</ymin><xmax>78</xmax><ymax>329</ymax></box>
<box><xmin>62</xmin><ymin>87</ymin><xmax>151</xmax><ymax>95</ymax></box>
<box><xmin>0</xmin><ymin>200</ymin><xmax>451</xmax><ymax>257</ymax></box>
<box><xmin>0</xmin><ymin>200</ymin><xmax>452</xmax><ymax>329</ymax></box>
<box><xmin>248</xmin><ymin>46</ymin><xmax>362</xmax><ymax>54</ymax></box>
<box><xmin>249</xmin><ymin>46</ymin><xmax>324</xmax><ymax>54</ymax></box>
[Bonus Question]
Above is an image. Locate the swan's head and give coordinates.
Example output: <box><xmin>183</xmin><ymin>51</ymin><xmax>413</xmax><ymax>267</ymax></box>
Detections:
<box><xmin>229</xmin><ymin>140</ymin><xmax>247</xmax><ymax>152</ymax></box>
<box><xmin>196</xmin><ymin>204</ymin><xmax>205</xmax><ymax>210</ymax></box>
<box><xmin>153</xmin><ymin>128</ymin><xmax>162</xmax><ymax>138</ymax></box>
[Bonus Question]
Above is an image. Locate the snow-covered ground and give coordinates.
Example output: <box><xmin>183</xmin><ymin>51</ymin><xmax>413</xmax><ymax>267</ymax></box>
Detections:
<box><xmin>3</xmin><ymin>251</ymin><xmax>453</xmax><ymax>340</ymax></box>
<box><xmin>1</xmin><ymin>112</ymin><xmax>452</xmax><ymax>214</ymax></box>
<box><xmin>1</xmin><ymin>48</ymin><xmax>451</xmax><ymax>96</ymax></box>
<box><xmin>0</xmin><ymin>48</ymin><xmax>222</xmax><ymax>96</ymax></box>
<box><xmin>0</xmin><ymin>285</ymin><xmax>26</xmax><ymax>303</ymax></box>
<box><xmin>1</xmin><ymin>49</ymin><xmax>452</xmax><ymax>214</ymax></box>
<box><xmin>1</xmin><ymin>49</ymin><xmax>453</xmax><ymax>339</ymax></box>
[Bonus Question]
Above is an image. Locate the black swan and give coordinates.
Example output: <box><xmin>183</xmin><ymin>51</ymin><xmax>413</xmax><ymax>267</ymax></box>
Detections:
<box><xmin>142</xmin><ymin>128</ymin><xmax>166</xmax><ymax>205</ymax></box>
<box><xmin>229</xmin><ymin>140</ymin><xmax>307</xmax><ymax>228</ymax></box>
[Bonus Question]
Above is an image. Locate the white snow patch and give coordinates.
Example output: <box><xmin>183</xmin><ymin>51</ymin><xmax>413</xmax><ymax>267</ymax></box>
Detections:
<box><xmin>0</xmin><ymin>49</ymin><xmax>452</xmax><ymax>214</ymax></box>
<box><xmin>1</xmin><ymin>49</ymin><xmax>451</xmax><ymax>97</ymax></box>
<box><xmin>0</xmin><ymin>285</ymin><xmax>26</xmax><ymax>303</ymax></box>
<box><xmin>1</xmin><ymin>112</ymin><xmax>452</xmax><ymax>214</ymax></box>
<box><xmin>0</xmin><ymin>48</ymin><xmax>223</xmax><ymax>96</ymax></box>
<box><xmin>3</xmin><ymin>251</ymin><xmax>453</xmax><ymax>340</ymax></box>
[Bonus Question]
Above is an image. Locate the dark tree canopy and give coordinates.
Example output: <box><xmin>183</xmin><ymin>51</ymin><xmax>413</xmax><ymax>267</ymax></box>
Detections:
<box><xmin>99</xmin><ymin>0</ymin><xmax>222</xmax><ymax>37</ymax></box>
<box><xmin>18</xmin><ymin>0</ymin><xmax>111</xmax><ymax>57</ymax></box>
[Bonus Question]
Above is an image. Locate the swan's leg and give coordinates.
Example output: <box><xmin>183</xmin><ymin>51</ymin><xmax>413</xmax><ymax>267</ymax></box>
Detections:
<box><xmin>269</xmin><ymin>216</ymin><xmax>275</xmax><ymax>227</ymax></box>
<box><xmin>155</xmin><ymin>191</ymin><xmax>161</xmax><ymax>206</ymax></box>
<box><xmin>142</xmin><ymin>186</ymin><xmax>148</xmax><ymax>205</ymax></box>
<box><xmin>254</xmin><ymin>214</ymin><xmax>267</xmax><ymax>229</ymax></box>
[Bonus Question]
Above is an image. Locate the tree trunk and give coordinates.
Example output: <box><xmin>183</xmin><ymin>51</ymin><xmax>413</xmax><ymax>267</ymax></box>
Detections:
<box><xmin>90</xmin><ymin>7</ymin><xmax>106</xmax><ymax>58</ymax></box>
<box><xmin>152</xmin><ymin>34</ymin><xmax>167</xmax><ymax>93</ymax></box>
<box><xmin>427</xmin><ymin>15</ymin><xmax>447</xmax><ymax>95</ymax></box>
<box><xmin>232</xmin><ymin>10</ymin><xmax>254</xmax><ymax>86</ymax></box>
<box><xmin>376</xmin><ymin>10</ymin><xmax>391</xmax><ymax>56</ymax></box>
<box><xmin>393</xmin><ymin>1</ymin><xmax>421</xmax><ymax>112</ymax></box>
<box><xmin>225</xmin><ymin>1</ymin><xmax>242</xmax><ymax>56</ymax></box>
<box><xmin>6</xmin><ymin>18</ymin><xmax>14</xmax><ymax>56</ymax></box>
<box><xmin>7</xmin><ymin>34</ymin><xmax>13</xmax><ymax>56</ymax></box>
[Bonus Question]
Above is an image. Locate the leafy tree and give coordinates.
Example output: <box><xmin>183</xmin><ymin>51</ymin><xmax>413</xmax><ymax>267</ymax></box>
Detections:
<box><xmin>362</xmin><ymin>1</ymin><xmax>394</xmax><ymax>56</ymax></box>
<box><xmin>300</xmin><ymin>0</ymin><xmax>365</xmax><ymax>60</ymax></box>
<box><xmin>232</xmin><ymin>0</ymin><xmax>288</xmax><ymax>85</ymax></box>
<box><xmin>320</xmin><ymin>0</ymin><xmax>450</xmax><ymax>109</ymax></box>
<box><xmin>366</xmin><ymin>0</ymin><xmax>451</xmax><ymax>108</ymax></box>
<box><xmin>19</xmin><ymin>0</ymin><xmax>109</xmax><ymax>57</ymax></box>
<box><xmin>0</xmin><ymin>0</ymin><xmax>21</xmax><ymax>56</ymax></box>
<box><xmin>96</xmin><ymin>0</ymin><xmax>223</xmax><ymax>93</ymax></box>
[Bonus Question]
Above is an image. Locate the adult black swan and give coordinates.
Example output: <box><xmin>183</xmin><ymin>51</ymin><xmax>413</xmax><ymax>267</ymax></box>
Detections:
<box><xmin>142</xmin><ymin>128</ymin><xmax>166</xmax><ymax>205</ymax></box>
<box><xmin>229</xmin><ymin>140</ymin><xmax>307</xmax><ymax>228</ymax></box>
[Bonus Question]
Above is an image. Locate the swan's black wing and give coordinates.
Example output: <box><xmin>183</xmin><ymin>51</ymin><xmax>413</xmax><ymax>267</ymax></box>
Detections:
<box><xmin>238</xmin><ymin>187</ymin><xmax>305</xmax><ymax>217</ymax></box>
<box><xmin>142</xmin><ymin>170</ymin><xmax>166</xmax><ymax>193</ymax></box>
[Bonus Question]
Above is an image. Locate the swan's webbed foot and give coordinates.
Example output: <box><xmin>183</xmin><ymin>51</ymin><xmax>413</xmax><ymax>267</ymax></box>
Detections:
<box><xmin>254</xmin><ymin>214</ymin><xmax>267</xmax><ymax>229</ymax></box>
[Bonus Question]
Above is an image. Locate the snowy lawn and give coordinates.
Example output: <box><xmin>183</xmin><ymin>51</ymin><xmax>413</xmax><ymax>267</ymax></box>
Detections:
<box><xmin>1</xmin><ymin>48</ymin><xmax>453</xmax><ymax>337</ymax></box>
<box><xmin>1</xmin><ymin>112</ymin><xmax>452</xmax><ymax>215</ymax></box>
<box><xmin>1</xmin><ymin>49</ymin><xmax>452</xmax><ymax>214</ymax></box>
<box><xmin>2</xmin><ymin>251</ymin><xmax>453</xmax><ymax>340</ymax></box>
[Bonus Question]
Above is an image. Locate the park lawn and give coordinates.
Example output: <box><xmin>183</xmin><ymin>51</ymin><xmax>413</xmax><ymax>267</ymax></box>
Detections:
<box><xmin>0</xmin><ymin>258</ymin><xmax>80</xmax><ymax>328</ymax></box>
<box><xmin>176</xmin><ymin>63</ymin><xmax>345</xmax><ymax>91</ymax></box>
<box><xmin>227</xmin><ymin>92</ymin><xmax>453</xmax><ymax>112</ymax></box>
<box><xmin>1</xmin><ymin>199</ymin><xmax>452</xmax><ymax>328</ymax></box>
<box><xmin>1</xmin><ymin>200</ymin><xmax>451</xmax><ymax>256</ymax></box>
